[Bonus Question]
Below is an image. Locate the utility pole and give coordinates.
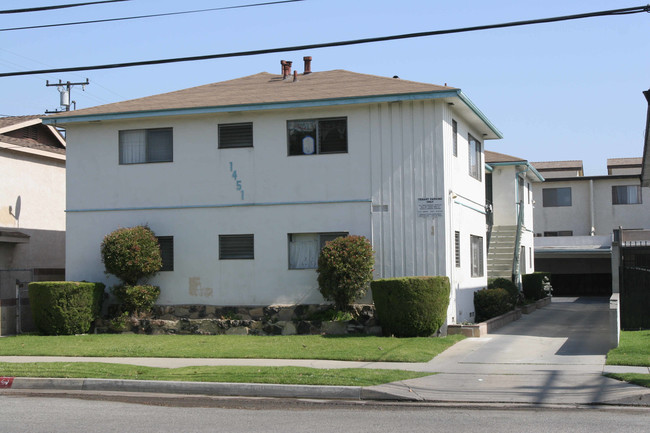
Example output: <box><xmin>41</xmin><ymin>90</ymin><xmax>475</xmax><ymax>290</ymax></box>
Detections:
<box><xmin>45</xmin><ymin>79</ymin><xmax>89</xmax><ymax>113</ymax></box>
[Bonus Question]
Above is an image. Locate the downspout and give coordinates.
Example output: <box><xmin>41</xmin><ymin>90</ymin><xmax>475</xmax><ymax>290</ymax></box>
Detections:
<box><xmin>589</xmin><ymin>179</ymin><xmax>596</xmax><ymax>236</ymax></box>
<box><xmin>512</xmin><ymin>166</ymin><xmax>530</xmax><ymax>291</ymax></box>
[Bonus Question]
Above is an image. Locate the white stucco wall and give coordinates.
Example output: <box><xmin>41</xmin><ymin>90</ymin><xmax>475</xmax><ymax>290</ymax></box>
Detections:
<box><xmin>0</xmin><ymin>149</ymin><xmax>65</xmax><ymax>231</ymax></box>
<box><xmin>64</xmin><ymin>100</ymin><xmax>491</xmax><ymax>321</ymax></box>
<box><xmin>532</xmin><ymin>177</ymin><xmax>650</xmax><ymax>236</ymax></box>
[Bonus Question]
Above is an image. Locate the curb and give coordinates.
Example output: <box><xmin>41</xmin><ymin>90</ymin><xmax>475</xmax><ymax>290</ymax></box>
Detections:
<box><xmin>3</xmin><ymin>377</ymin><xmax>419</xmax><ymax>401</ymax></box>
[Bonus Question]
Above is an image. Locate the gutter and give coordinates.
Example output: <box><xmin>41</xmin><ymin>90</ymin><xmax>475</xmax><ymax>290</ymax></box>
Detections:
<box><xmin>486</xmin><ymin>161</ymin><xmax>545</xmax><ymax>182</ymax></box>
<box><xmin>42</xmin><ymin>89</ymin><xmax>503</xmax><ymax>139</ymax></box>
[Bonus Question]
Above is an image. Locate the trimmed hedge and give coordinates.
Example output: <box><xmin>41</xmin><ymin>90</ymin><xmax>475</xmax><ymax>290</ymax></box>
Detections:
<box><xmin>372</xmin><ymin>276</ymin><xmax>450</xmax><ymax>337</ymax></box>
<box><xmin>111</xmin><ymin>284</ymin><xmax>160</xmax><ymax>315</ymax></box>
<box><xmin>28</xmin><ymin>281</ymin><xmax>105</xmax><ymax>335</ymax></box>
<box><xmin>101</xmin><ymin>225</ymin><xmax>162</xmax><ymax>286</ymax></box>
<box><xmin>317</xmin><ymin>235</ymin><xmax>375</xmax><ymax>312</ymax></box>
<box><xmin>488</xmin><ymin>277</ymin><xmax>520</xmax><ymax>306</ymax></box>
<box><xmin>522</xmin><ymin>272</ymin><xmax>552</xmax><ymax>300</ymax></box>
<box><xmin>474</xmin><ymin>288</ymin><xmax>511</xmax><ymax>323</ymax></box>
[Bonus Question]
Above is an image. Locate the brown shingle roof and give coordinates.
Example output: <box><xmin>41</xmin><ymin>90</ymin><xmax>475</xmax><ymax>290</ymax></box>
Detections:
<box><xmin>49</xmin><ymin>70</ymin><xmax>455</xmax><ymax>118</ymax></box>
<box><xmin>531</xmin><ymin>160</ymin><xmax>583</xmax><ymax>170</ymax></box>
<box><xmin>0</xmin><ymin>135</ymin><xmax>66</xmax><ymax>155</ymax></box>
<box><xmin>607</xmin><ymin>157</ymin><xmax>642</xmax><ymax>167</ymax></box>
<box><xmin>485</xmin><ymin>150</ymin><xmax>526</xmax><ymax>163</ymax></box>
<box><xmin>0</xmin><ymin>115</ymin><xmax>41</xmax><ymax>129</ymax></box>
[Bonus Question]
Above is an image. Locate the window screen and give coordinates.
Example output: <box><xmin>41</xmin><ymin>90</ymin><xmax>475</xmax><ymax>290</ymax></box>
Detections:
<box><xmin>219</xmin><ymin>234</ymin><xmax>254</xmax><ymax>259</ymax></box>
<box><xmin>219</xmin><ymin>123</ymin><xmax>253</xmax><ymax>148</ymax></box>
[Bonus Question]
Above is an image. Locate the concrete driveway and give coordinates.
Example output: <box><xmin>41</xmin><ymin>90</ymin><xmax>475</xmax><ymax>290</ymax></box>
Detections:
<box><xmin>372</xmin><ymin>297</ymin><xmax>650</xmax><ymax>405</ymax></box>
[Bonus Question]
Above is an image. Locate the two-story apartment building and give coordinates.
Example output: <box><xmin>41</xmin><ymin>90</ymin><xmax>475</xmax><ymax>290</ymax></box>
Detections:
<box><xmin>44</xmin><ymin>59</ymin><xmax>502</xmax><ymax>325</ymax></box>
<box><xmin>531</xmin><ymin>158</ymin><xmax>650</xmax><ymax>296</ymax></box>
<box><xmin>0</xmin><ymin>115</ymin><xmax>66</xmax><ymax>335</ymax></box>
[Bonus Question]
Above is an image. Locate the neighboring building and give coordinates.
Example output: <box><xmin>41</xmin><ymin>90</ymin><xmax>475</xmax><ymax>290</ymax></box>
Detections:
<box><xmin>485</xmin><ymin>151</ymin><xmax>544</xmax><ymax>286</ymax></box>
<box><xmin>0</xmin><ymin>115</ymin><xmax>66</xmax><ymax>335</ymax></box>
<box><xmin>641</xmin><ymin>89</ymin><xmax>650</xmax><ymax>187</ymax></box>
<box><xmin>531</xmin><ymin>158</ymin><xmax>650</xmax><ymax>296</ymax></box>
<box><xmin>44</xmin><ymin>59</ymin><xmax>502</xmax><ymax>325</ymax></box>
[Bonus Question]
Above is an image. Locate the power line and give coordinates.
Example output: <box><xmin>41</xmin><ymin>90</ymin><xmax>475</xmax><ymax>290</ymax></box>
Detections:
<box><xmin>0</xmin><ymin>0</ymin><xmax>305</xmax><ymax>32</ymax></box>
<box><xmin>0</xmin><ymin>0</ymin><xmax>130</xmax><ymax>14</ymax></box>
<box><xmin>1</xmin><ymin>4</ymin><xmax>649</xmax><ymax>78</ymax></box>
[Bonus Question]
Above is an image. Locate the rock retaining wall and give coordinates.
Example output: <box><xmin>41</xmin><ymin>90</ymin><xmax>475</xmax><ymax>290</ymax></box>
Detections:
<box><xmin>95</xmin><ymin>304</ymin><xmax>381</xmax><ymax>336</ymax></box>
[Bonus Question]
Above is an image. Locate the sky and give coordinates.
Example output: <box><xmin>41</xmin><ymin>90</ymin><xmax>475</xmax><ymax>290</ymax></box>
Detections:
<box><xmin>1</xmin><ymin>0</ymin><xmax>649</xmax><ymax>175</ymax></box>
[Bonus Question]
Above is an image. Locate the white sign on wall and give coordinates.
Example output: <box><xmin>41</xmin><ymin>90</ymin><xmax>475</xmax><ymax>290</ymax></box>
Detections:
<box><xmin>417</xmin><ymin>197</ymin><xmax>444</xmax><ymax>217</ymax></box>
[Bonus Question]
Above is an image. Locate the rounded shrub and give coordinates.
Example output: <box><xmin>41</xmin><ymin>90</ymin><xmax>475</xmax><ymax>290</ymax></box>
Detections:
<box><xmin>488</xmin><ymin>277</ymin><xmax>520</xmax><ymax>306</ymax></box>
<box><xmin>372</xmin><ymin>276</ymin><xmax>450</xmax><ymax>337</ymax></box>
<box><xmin>28</xmin><ymin>281</ymin><xmax>105</xmax><ymax>335</ymax></box>
<box><xmin>474</xmin><ymin>288</ymin><xmax>511</xmax><ymax>323</ymax></box>
<box><xmin>522</xmin><ymin>272</ymin><xmax>552</xmax><ymax>300</ymax></box>
<box><xmin>317</xmin><ymin>235</ymin><xmax>374</xmax><ymax>312</ymax></box>
<box><xmin>101</xmin><ymin>225</ymin><xmax>162</xmax><ymax>286</ymax></box>
<box><xmin>111</xmin><ymin>284</ymin><xmax>160</xmax><ymax>316</ymax></box>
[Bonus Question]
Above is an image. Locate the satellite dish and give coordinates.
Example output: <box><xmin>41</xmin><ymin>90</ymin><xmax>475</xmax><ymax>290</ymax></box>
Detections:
<box><xmin>14</xmin><ymin>196</ymin><xmax>21</xmax><ymax>220</ymax></box>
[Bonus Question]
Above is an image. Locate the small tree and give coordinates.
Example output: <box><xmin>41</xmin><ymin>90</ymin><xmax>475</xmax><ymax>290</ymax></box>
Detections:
<box><xmin>317</xmin><ymin>235</ymin><xmax>374</xmax><ymax>312</ymax></box>
<box><xmin>101</xmin><ymin>225</ymin><xmax>163</xmax><ymax>285</ymax></box>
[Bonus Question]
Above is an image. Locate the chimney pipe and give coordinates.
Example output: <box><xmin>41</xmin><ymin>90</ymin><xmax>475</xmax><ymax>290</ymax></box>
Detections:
<box><xmin>284</xmin><ymin>61</ymin><xmax>292</xmax><ymax>79</ymax></box>
<box><xmin>293</xmin><ymin>70</ymin><xmax>298</xmax><ymax>82</ymax></box>
<box><xmin>303</xmin><ymin>56</ymin><xmax>312</xmax><ymax>74</ymax></box>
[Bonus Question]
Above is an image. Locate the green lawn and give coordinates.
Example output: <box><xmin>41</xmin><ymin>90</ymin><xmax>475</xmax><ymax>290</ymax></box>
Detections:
<box><xmin>605</xmin><ymin>373</ymin><xmax>650</xmax><ymax>389</ymax></box>
<box><xmin>0</xmin><ymin>362</ymin><xmax>430</xmax><ymax>386</ymax></box>
<box><xmin>605</xmin><ymin>330</ymin><xmax>650</xmax><ymax>389</ymax></box>
<box><xmin>0</xmin><ymin>334</ymin><xmax>464</xmax><ymax>363</ymax></box>
<box><xmin>606</xmin><ymin>330</ymin><xmax>650</xmax><ymax>367</ymax></box>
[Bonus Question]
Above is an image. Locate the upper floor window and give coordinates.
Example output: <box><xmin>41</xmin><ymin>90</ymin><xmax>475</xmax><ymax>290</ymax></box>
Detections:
<box><xmin>218</xmin><ymin>122</ymin><xmax>253</xmax><ymax>149</ymax></box>
<box><xmin>288</xmin><ymin>117</ymin><xmax>347</xmax><ymax>156</ymax></box>
<box><xmin>452</xmin><ymin>119</ymin><xmax>458</xmax><ymax>157</ymax></box>
<box><xmin>542</xmin><ymin>187</ymin><xmax>572</xmax><ymax>207</ymax></box>
<box><xmin>454</xmin><ymin>231</ymin><xmax>461</xmax><ymax>268</ymax></box>
<box><xmin>119</xmin><ymin>128</ymin><xmax>172</xmax><ymax>164</ymax></box>
<box><xmin>468</xmin><ymin>134</ymin><xmax>481</xmax><ymax>180</ymax></box>
<box><xmin>612</xmin><ymin>185</ymin><xmax>642</xmax><ymax>205</ymax></box>
<box><xmin>544</xmin><ymin>231</ymin><xmax>573</xmax><ymax>237</ymax></box>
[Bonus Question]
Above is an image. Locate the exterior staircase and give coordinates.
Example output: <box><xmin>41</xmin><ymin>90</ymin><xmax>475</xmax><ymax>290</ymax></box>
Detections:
<box><xmin>487</xmin><ymin>225</ymin><xmax>518</xmax><ymax>279</ymax></box>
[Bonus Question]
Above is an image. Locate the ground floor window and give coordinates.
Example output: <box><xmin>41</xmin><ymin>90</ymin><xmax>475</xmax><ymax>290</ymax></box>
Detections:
<box><xmin>219</xmin><ymin>234</ymin><xmax>254</xmax><ymax>259</ymax></box>
<box><xmin>470</xmin><ymin>235</ymin><xmax>484</xmax><ymax>277</ymax></box>
<box><xmin>288</xmin><ymin>232</ymin><xmax>348</xmax><ymax>269</ymax></box>
<box><xmin>157</xmin><ymin>236</ymin><xmax>174</xmax><ymax>271</ymax></box>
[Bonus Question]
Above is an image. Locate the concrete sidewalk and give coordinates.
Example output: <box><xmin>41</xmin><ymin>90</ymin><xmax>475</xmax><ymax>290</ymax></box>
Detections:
<box><xmin>2</xmin><ymin>297</ymin><xmax>650</xmax><ymax>406</ymax></box>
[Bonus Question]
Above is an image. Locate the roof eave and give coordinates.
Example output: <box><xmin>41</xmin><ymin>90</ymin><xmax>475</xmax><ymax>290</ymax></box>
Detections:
<box><xmin>486</xmin><ymin>161</ymin><xmax>545</xmax><ymax>181</ymax></box>
<box><xmin>43</xmin><ymin>89</ymin><xmax>502</xmax><ymax>139</ymax></box>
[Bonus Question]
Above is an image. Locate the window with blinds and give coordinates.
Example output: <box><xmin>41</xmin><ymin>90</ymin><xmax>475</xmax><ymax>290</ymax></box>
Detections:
<box><xmin>119</xmin><ymin>128</ymin><xmax>173</xmax><ymax>164</ymax></box>
<box><xmin>219</xmin><ymin>234</ymin><xmax>254</xmax><ymax>260</ymax></box>
<box><xmin>218</xmin><ymin>122</ymin><xmax>253</xmax><ymax>148</ymax></box>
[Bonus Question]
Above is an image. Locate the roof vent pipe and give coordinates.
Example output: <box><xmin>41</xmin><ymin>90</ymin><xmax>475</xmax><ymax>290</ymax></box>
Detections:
<box><xmin>293</xmin><ymin>70</ymin><xmax>298</xmax><ymax>82</ymax></box>
<box><xmin>303</xmin><ymin>56</ymin><xmax>312</xmax><ymax>74</ymax></box>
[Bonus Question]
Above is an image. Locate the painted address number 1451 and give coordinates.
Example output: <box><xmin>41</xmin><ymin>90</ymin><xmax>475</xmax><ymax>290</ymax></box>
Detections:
<box><xmin>229</xmin><ymin>161</ymin><xmax>245</xmax><ymax>200</ymax></box>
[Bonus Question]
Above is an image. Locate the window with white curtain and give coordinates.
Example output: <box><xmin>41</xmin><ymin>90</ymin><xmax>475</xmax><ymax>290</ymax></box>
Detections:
<box><xmin>288</xmin><ymin>232</ymin><xmax>348</xmax><ymax>269</ymax></box>
<box><xmin>612</xmin><ymin>185</ymin><xmax>642</xmax><ymax>205</ymax></box>
<box><xmin>468</xmin><ymin>134</ymin><xmax>481</xmax><ymax>180</ymax></box>
<box><xmin>119</xmin><ymin>128</ymin><xmax>173</xmax><ymax>164</ymax></box>
<box><xmin>470</xmin><ymin>235</ymin><xmax>484</xmax><ymax>277</ymax></box>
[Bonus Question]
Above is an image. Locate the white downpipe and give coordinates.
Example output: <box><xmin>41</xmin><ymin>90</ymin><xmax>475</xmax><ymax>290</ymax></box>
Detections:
<box><xmin>589</xmin><ymin>179</ymin><xmax>596</xmax><ymax>236</ymax></box>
